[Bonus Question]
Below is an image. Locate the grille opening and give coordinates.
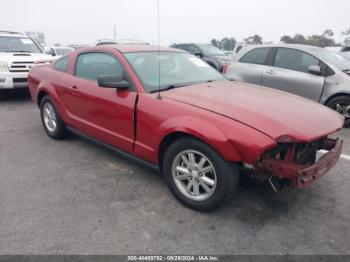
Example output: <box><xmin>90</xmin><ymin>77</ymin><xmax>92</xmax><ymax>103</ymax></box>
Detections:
<box><xmin>265</xmin><ymin>143</ymin><xmax>290</xmax><ymax>161</ymax></box>
<box><xmin>12</xmin><ymin>61</ymin><xmax>34</xmax><ymax>64</ymax></box>
<box><xmin>13</xmin><ymin>78</ymin><xmax>27</xmax><ymax>83</ymax></box>
<box><xmin>294</xmin><ymin>140</ymin><xmax>322</xmax><ymax>165</ymax></box>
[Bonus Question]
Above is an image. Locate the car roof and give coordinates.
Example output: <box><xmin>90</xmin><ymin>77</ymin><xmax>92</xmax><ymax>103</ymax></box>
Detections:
<box><xmin>235</xmin><ymin>44</ymin><xmax>330</xmax><ymax>60</ymax></box>
<box><xmin>92</xmin><ymin>44</ymin><xmax>185</xmax><ymax>53</ymax></box>
<box><xmin>174</xmin><ymin>43</ymin><xmax>210</xmax><ymax>46</ymax></box>
<box><xmin>54</xmin><ymin>46</ymin><xmax>74</xmax><ymax>49</ymax></box>
<box><xmin>0</xmin><ymin>31</ymin><xmax>26</xmax><ymax>37</ymax></box>
<box><xmin>242</xmin><ymin>43</ymin><xmax>324</xmax><ymax>52</ymax></box>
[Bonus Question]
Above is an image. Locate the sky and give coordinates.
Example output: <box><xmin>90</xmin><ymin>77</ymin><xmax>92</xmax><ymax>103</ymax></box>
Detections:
<box><xmin>1</xmin><ymin>0</ymin><xmax>349</xmax><ymax>46</ymax></box>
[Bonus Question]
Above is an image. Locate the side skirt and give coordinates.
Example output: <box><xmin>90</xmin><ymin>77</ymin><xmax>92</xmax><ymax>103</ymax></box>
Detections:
<box><xmin>66</xmin><ymin>126</ymin><xmax>160</xmax><ymax>173</ymax></box>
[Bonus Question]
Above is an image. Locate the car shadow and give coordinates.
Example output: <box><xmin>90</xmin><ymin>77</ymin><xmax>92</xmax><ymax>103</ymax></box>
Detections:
<box><xmin>65</xmin><ymin>124</ymin><xmax>306</xmax><ymax>225</ymax></box>
<box><xmin>0</xmin><ymin>89</ymin><xmax>31</xmax><ymax>102</ymax></box>
<box><xmin>227</xmin><ymin>176</ymin><xmax>296</xmax><ymax>223</ymax></box>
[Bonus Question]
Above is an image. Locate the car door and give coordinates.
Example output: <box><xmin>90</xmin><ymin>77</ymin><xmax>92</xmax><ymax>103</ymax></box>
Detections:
<box><xmin>227</xmin><ymin>47</ymin><xmax>272</xmax><ymax>85</ymax></box>
<box><xmin>262</xmin><ymin>47</ymin><xmax>325</xmax><ymax>101</ymax></box>
<box><xmin>62</xmin><ymin>51</ymin><xmax>137</xmax><ymax>153</ymax></box>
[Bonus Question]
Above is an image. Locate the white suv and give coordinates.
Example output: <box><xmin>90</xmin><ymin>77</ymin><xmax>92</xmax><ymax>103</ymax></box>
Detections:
<box><xmin>0</xmin><ymin>31</ymin><xmax>52</xmax><ymax>90</ymax></box>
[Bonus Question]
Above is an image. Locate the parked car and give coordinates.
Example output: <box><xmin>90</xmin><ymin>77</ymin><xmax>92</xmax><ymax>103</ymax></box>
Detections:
<box><xmin>96</xmin><ymin>39</ymin><xmax>149</xmax><ymax>46</ymax></box>
<box><xmin>224</xmin><ymin>44</ymin><xmax>350</xmax><ymax>127</ymax></box>
<box><xmin>45</xmin><ymin>46</ymin><xmax>74</xmax><ymax>57</ymax></box>
<box><xmin>324</xmin><ymin>46</ymin><xmax>342</xmax><ymax>52</ymax></box>
<box><xmin>172</xmin><ymin>43</ymin><xmax>231</xmax><ymax>72</ymax></box>
<box><xmin>95</xmin><ymin>39</ymin><xmax>119</xmax><ymax>46</ymax></box>
<box><xmin>28</xmin><ymin>44</ymin><xmax>343</xmax><ymax>211</ymax></box>
<box><xmin>340</xmin><ymin>52</ymin><xmax>350</xmax><ymax>60</ymax></box>
<box><xmin>340</xmin><ymin>46</ymin><xmax>350</xmax><ymax>53</ymax></box>
<box><xmin>0</xmin><ymin>30</ymin><xmax>52</xmax><ymax>91</ymax></box>
<box><xmin>232</xmin><ymin>43</ymin><xmax>252</xmax><ymax>55</ymax></box>
<box><xmin>222</xmin><ymin>50</ymin><xmax>234</xmax><ymax>56</ymax></box>
<box><xmin>339</xmin><ymin>46</ymin><xmax>350</xmax><ymax>61</ymax></box>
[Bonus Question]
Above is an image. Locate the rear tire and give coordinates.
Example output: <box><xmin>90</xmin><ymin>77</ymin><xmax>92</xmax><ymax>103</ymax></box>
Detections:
<box><xmin>40</xmin><ymin>95</ymin><xmax>68</xmax><ymax>139</ymax></box>
<box><xmin>326</xmin><ymin>96</ymin><xmax>350</xmax><ymax>128</ymax></box>
<box><xmin>162</xmin><ymin>137</ymin><xmax>239</xmax><ymax>211</ymax></box>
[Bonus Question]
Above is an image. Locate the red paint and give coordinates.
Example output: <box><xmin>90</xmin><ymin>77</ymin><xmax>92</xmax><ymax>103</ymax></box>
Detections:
<box><xmin>28</xmin><ymin>45</ymin><xmax>344</xmax><ymax>186</ymax></box>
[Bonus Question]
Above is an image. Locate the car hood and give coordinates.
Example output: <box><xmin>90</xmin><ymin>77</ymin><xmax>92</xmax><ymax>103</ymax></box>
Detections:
<box><xmin>212</xmin><ymin>55</ymin><xmax>231</xmax><ymax>61</ymax></box>
<box><xmin>0</xmin><ymin>52</ymin><xmax>53</xmax><ymax>64</ymax></box>
<box><xmin>162</xmin><ymin>81</ymin><xmax>344</xmax><ymax>142</ymax></box>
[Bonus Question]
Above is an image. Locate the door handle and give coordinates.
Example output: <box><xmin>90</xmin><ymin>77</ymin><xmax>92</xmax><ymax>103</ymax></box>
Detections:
<box><xmin>69</xmin><ymin>85</ymin><xmax>79</xmax><ymax>96</ymax></box>
<box><xmin>266</xmin><ymin>70</ymin><xmax>276</xmax><ymax>75</ymax></box>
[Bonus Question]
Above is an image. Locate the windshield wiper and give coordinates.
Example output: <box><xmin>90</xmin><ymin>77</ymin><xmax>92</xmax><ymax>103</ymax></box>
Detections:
<box><xmin>150</xmin><ymin>84</ymin><xmax>187</xmax><ymax>93</ymax></box>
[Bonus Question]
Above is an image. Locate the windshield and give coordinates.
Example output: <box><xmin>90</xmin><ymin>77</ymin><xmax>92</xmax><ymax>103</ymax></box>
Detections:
<box><xmin>199</xmin><ymin>44</ymin><xmax>226</xmax><ymax>56</ymax></box>
<box><xmin>0</xmin><ymin>36</ymin><xmax>42</xmax><ymax>53</ymax></box>
<box><xmin>124</xmin><ymin>52</ymin><xmax>226</xmax><ymax>93</ymax></box>
<box><xmin>317</xmin><ymin>49</ymin><xmax>350</xmax><ymax>71</ymax></box>
<box><xmin>56</xmin><ymin>48</ymin><xmax>73</xmax><ymax>56</ymax></box>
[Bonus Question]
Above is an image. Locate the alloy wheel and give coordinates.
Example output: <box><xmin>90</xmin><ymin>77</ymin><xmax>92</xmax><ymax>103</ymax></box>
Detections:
<box><xmin>335</xmin><ymin>103</ymin><xmax>350</xmax><ymax>119</ymax></box>
<box><xmin>43</xmin><ymin>102</ymin><xmax>57</xmax><ymax>133</ymax></box>
<box><xmin>171</xmin><ymin>150</ymin><xmax>217</xmax><ymax>201</ymax></box>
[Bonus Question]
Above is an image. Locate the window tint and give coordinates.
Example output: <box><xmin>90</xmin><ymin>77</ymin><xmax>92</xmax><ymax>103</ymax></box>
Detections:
<box><xmin>175</xmin><ymin>45</ymin><xmax>188</xmax><ymax>51</ymax></box>
<box><xmin>187</xmin><ymin>45</ymin><xmax>201</xmax><ymax>54</ymax></box>
<box><xmin>54</xmin><ymin>56</ymin><xmax>69</xmax><ymax>72</ymax></box>
<box><xmin>75</xmin><ymin>52</ymin><xmax>124</xmax><ymax>81</ymax></box>
<box><xmin>240</xmin><ymin>48</ymin><xmax>271</xmax><ymax>65</ymax></box>
<box><xmin>274</xmin><ymin>48</ymin><xmax>320</xmax><ymax>73</ymax></box>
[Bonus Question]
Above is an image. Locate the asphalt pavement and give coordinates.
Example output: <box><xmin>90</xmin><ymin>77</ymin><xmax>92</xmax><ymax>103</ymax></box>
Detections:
<box><xmin>0</xmin><ymin>90</ymin><xmax>349</xmax><ymax>255</ymax></box>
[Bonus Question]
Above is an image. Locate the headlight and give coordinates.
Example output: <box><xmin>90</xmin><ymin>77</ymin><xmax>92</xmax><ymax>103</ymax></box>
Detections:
<box><xmin>0</xmin><ymin>61</ymin><xmax>9</xmax><ymax>72</ymax></box>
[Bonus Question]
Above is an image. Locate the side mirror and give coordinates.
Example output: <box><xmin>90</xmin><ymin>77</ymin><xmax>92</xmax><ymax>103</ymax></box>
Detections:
<box><xmin>308</xmin><ymin>65</ymin><xmax>322</xmax><ymax>76</ymax></box>
<box><xmin>98</xmin><ymin>75</ymin><xmax>130</xmax><ymax>89</ymax></box>
<box><xmin>194</xmin><ymin>52</ymin><xmax>203</xmax><ymax>58</ymax></box>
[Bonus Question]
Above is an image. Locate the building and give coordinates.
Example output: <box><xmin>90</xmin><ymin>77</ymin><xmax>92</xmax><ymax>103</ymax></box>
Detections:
<box><xmin>25</xmin><ymin>31</ymin><xmax>46</xmax><ymax>46</ymax></box>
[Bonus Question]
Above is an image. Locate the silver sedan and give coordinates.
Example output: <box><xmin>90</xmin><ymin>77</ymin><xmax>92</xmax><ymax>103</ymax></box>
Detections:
<box><xmin>224</xmin><ymin>44</ymin><xmax>350</xmax><ymax>126</ymax></box>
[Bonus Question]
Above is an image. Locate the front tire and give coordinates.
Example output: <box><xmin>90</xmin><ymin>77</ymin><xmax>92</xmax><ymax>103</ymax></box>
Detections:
<box><xmin>326</xmin><ymin>96</ymin><xmax>350</xmax><ymax>128</ymax></box>
<box><xmin>162</xmin><ymin>137</ymin><xmax>239</xmax><ymax>211</ymax></box>
<box><xmin>40</xmin><ymin>95</ymin><xmax>67</xmax><ymax>139</ymax></box>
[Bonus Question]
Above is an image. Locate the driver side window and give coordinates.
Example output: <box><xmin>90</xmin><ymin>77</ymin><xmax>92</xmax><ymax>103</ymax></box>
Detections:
<box><xmin>75</xmin><ymin>52</ymin><xmax>125</xmax><ymax>82</ymax></box>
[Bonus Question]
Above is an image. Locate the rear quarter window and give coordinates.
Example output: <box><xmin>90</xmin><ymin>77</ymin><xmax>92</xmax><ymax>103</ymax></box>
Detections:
<box><xmin>239</xmin><ymin>48</ymin><xmax>271</xmax><ymax>65</ymax></box>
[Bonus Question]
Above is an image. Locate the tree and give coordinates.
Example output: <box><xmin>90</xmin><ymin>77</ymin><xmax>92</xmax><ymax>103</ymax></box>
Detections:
<box><xmin>280</xmin><ymin>35</ymin><xmax>293</xmax><ymax>44</ymax></box>
<box><xmin>342</xmin><ymin>27</ymin><xmax>350</xmax><ymax>35</ymax></box>
<box><xmin>294</xmin><ymin>34</ymin><xmax>307</xmax><ymax>44</ymax></box>
<box><xmin>244</xmin><ymin>34</ymin><xmax>263</xmax><ymax>45</ymax></box>
<box><xmin>221</xmin><ymin>37</ymin><xmax>236</xmax><ymax>50</ymax></box>
<box><xmin>280</xmin><ymin>31</ymin><xmax>336</xmax><ymax>48</ymax></box>
<box><xmin>308</xmin><ymin>35</ymin><xmax>335</xmax><ymax>47</ymax></box>
<box><xmin>210</xmin><ymin>37</ymin><xmax>236</xmax><ymax>50</ymax></box>
<box><xmin>345</xmin><ymin>37</ymin><xmax>350</xmax><ymax>45</ymax></box>
<box><xmin>322</xmin><ymin>29</ymin><xmax>334</xmax><ymax>38</ymax></box>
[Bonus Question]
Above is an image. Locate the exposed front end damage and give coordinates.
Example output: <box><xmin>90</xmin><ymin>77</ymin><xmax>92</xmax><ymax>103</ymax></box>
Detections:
<box><xmin>252</xmin><ymin>137</ymin><xmax>343</xmax><ymax>191</ymax></box>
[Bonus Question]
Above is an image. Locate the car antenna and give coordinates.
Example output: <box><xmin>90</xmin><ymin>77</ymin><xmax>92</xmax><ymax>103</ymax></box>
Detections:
<box><xmin>156</xmin><ymin>0</ymin><xmax>162</xmax><ymax>99</ymax></box>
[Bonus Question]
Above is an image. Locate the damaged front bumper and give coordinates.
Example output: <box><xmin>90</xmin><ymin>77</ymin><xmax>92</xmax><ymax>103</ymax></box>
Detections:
<box><xmin>256</xmin><ymin>138</ymin><xmax>343</xmax><ymax>189</ymax></box>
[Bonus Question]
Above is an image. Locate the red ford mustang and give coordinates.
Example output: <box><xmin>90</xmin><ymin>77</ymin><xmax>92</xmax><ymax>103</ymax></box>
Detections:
<box><xmin>28</xmin><ymin>44</ymin><xmax>344</xmax><ymax>211</ymax></box>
